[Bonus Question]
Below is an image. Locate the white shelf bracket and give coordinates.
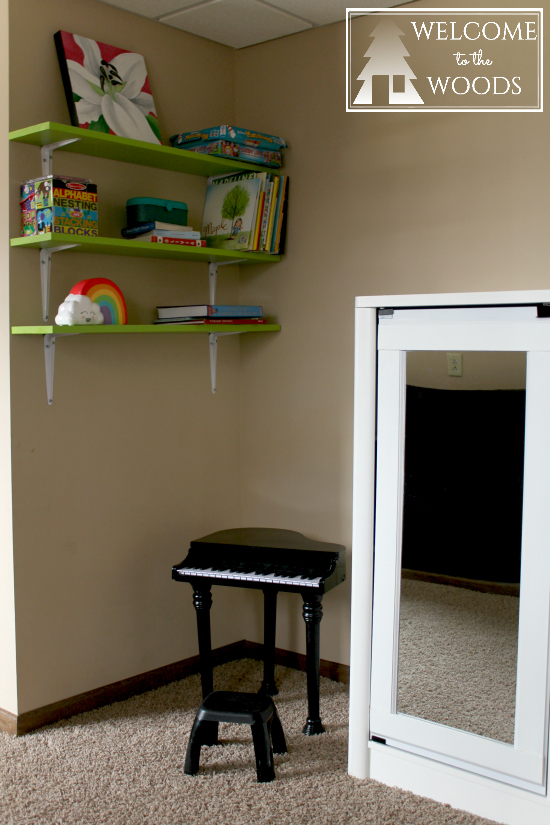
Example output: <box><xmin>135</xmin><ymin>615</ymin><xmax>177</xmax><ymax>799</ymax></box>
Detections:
<box><xmin>207</xmin><ymin>259</ymin><xmax>246</xmax><ymax>392</ymax></box>
<box><xmin>208</xmin><ymin>259</ymin><xmax>246</xmax><ymax>305</ymax></box>
<box><xmin>44</xmin><ymin>334</ymin><xmax>55</xmax><ymax>405</ymax></box>
<box><xmin>41</xmin><ymin>138</ymin><xmax>81</xmax><ymax>176</ymax></box>
<box><xmin>43</xmin><ymin>332</ymin><xmax>78</xmax><ymax>405</ymax></box>
<box><xmin>40</xmin><ymin>245</ymin><xmax>80</xmax><ymax>321</ymax></box>
<box><xmin>209</xmin><ymin>330</ymin><xmax>242</xmax><ymax>394</ymax></box>
<box><xmin>208</xmin><ymin>263</ymin><xmax>217</xmax><ymax>306</ymax></box>
<box><xmin>209</xmin><ymin>332</ymin><xmax>218</xmax><ymax>393</ymax></box>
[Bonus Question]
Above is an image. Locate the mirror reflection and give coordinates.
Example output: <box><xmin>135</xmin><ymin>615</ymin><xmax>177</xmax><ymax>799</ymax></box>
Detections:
<box><xmin>397</xmin><ymin>351</ymin><xmax>524</xmax><ymax>743</ymax></box>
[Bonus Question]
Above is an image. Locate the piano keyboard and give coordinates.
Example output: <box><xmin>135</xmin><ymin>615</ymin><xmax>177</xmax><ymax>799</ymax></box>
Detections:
<box><xmin>175</xmin><ymin>565</ymin><xmax>322</xmax><ymax>588</ymax></box>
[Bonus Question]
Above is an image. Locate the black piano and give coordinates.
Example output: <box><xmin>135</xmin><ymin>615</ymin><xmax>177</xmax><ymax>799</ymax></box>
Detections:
<box><xmin>172</xmin><ymin>527</ymin><xmax>346</xmax><ymax>735</ymax></box>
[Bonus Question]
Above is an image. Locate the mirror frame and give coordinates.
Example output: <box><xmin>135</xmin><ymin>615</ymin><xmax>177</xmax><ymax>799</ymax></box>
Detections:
<box><xmin>369</xmin><ymin>312</ymin><xmax>550</xmax><ymax>793</ymax></box>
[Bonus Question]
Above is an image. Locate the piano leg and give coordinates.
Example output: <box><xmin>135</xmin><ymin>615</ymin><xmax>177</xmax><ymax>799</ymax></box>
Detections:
<box><xmin>192</xmin><ymin>584</ymin><xmax>214</xmax><ymax>698</ymax></box>
<box><xmin>192</xmin><ymin>584</ymin><xmax>218</xmax><ymax>745</ymax></box>
<box><xmin>260</xmin><ymin>589</ymin><xmax>279</xmax><ymax>696</ymax></box>
<box><xmin>301</xmin><ymin>594</ymin><xmax>325</xmax><ymax>735</ymax></box>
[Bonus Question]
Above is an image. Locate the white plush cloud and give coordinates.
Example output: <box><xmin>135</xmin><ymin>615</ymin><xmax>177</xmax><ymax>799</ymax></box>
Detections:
<box><xmin>55</xmin><ymin>294</ymin><xmax>104</xmax><ymax>326</ymax></box>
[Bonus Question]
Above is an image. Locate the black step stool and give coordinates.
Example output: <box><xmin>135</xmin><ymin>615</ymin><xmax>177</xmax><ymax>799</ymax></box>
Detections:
<box><xmin>184</xmin><ymin>691</ymin><xmax>287</xmax><ymax>782</ymax></box>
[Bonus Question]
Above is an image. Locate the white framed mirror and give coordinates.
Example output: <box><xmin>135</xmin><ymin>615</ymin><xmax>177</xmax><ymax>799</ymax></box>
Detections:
<box><xmin>369</xmin><ymin>305</ymin><xmax>550</xmax><ymax>793</ymax></box>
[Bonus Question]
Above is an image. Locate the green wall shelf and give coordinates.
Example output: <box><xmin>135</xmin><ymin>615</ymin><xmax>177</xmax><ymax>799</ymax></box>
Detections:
<box><xmin>13</xmin><ymin>324</ymin><xmax>280</xmax><ymax>404</ymax></box>
<box><xmin>9</xmin><ymin>121</ymin><xmax>273</xmax><ymax>177</ymax></box>
<box><xmin>11</xmin><ymin>324</ymin><xmax>280</xmax><ymax>335</ymax></box>
<box><xmin>11</xmin><ymin>233</ymin><xmax>280</xmax><ymax>265</ymax></box>
<box><xmin>10</xmin><ymin>122</ymin><xmax>283</xmax><ymax>402</ymax></box>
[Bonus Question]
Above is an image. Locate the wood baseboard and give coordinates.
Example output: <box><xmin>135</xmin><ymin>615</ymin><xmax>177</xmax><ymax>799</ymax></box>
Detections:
<box><xmin>241</xmin><ymin>640</ymin><xmax>350</xmax><ymax>685</ymax></box>
<box><xmin>2</xmin><ymin>640</ymin><xmax>349</xmax><ymax>736</ymax></box>
<box><xmin>402</xmin><ymin>568</ymin><xmax>520</xmax><ymax>597</ymax></box>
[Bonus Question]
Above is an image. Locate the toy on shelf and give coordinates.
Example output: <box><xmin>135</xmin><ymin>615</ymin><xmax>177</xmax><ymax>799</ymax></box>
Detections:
<box><xmin>55</xmin><ymin>294</ymin><xmax>104</xmax><ymax>325</ymax></box>
<box><xmin>185</xmin><ymin>140</ymin><xmax>281</xmax><ymax>169</ymax></box>
<box><xmin>170</xmin><ymin>125</ymin><xmax>288</xmax><ymax>169</ymax></box>
<box><xmin>170</xmin><ymin>125</ymin><xmax>287</xmax><ymax>151</ymax></box>
<box><xmin>55</xmin><ymin>278</ymin><xmax>127</xmax><ymax>326</ymax></box>
<box><xmin>126</xmin><ymin>197</ymin><xmax>188</xmax><ymax>228</ymax></box>
<box><xmin>20</xmin><ymin>175</ymin><xmax>98</xmax><ymax>238</ymax></box>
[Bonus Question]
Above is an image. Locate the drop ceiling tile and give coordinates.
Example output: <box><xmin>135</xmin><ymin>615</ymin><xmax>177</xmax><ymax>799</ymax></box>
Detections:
<box><xmin>265</xmin><ymin>0</ymin><xmax>348</xmax><ymax>26</ymax></box>
<box><xmin>94</xmin><ymin>0</ymin><xmax>200</xmax><ymax>17</ymax></box>
<box><xmin>164</xmin><ymin>0</ymin><xmax>312</xmax><ymax>49</ymax></box>
<box><xmin>268</xmin><ymin>0</ymin><xmax>414</xmax><ymax>26</ymax></box>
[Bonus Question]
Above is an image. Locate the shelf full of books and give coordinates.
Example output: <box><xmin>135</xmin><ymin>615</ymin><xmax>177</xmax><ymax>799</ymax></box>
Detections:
<box><xmin>120</xmin><ymin>170</ymin><xmax>288</xmax><ymax>256</ymax></box>
<box><xmin>201</xmin><ymin>170</ymin><xmax>288</xmax><ymax>255</ymax></box>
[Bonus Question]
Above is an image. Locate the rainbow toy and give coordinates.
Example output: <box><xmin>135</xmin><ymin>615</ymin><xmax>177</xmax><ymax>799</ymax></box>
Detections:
<box><xmin>70</xmin><ymin>278</ymin><xmax>127</xmax><ymax>325</ymax></box>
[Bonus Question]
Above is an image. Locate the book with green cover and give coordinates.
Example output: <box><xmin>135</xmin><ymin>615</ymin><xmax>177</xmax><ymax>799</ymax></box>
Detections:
<box><xmin>201</xmin><ymin>171</ymin><xmax>264</xmax><ymax>251</ymax></box>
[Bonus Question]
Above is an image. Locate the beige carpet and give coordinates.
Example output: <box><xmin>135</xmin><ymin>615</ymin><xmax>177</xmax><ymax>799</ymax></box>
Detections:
<box><xmin>0</xmin><ymin>658</ymin><xmax>500</xmax><ymax>825</ymax></box>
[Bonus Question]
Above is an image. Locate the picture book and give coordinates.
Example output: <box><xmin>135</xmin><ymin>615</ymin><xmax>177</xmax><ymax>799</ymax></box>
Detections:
<box><xmin>127</xmin><ymin>229</ymin><xmax>201</xmax><ymax>240</ymax></box>
<box><xmin>264</xmin><ymin>175</ymin><xmax>280</xmax><ymax>251</ymax></box>
<box><xmin>252</xmin><ymin>181</ymin><xmax>266</xmax><ymax>250</ymax></box>
<box><xmin>201</xmin><ymin>171</ymin><xmax>263</xmax><ymax>251</ymax></box>
<box><xmin>273</xmin><ymin>177</ymin><xmax>289</xmax><ymax>254</ymax></box>
<box><xmin>121</xmin><ymin>222</ymin><xmax>193</xmax><ymax>237</ymax></box>
<box><xmin>153</xmin><ymin>318</ymin><xmax>267</xmax><ymax>325</ymax></box>
<box><xmin>259</xmin><ymin>180</ymin><xmax>274</xmax><ymax>250</ymax></box>
<box><xmin>157</xmin><ymin>305</ymin><xmax>263</xmax><ymax>319</ymax></box>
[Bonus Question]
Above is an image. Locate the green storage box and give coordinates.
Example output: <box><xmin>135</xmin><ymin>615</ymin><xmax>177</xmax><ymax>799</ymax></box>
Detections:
<box><xmin>126</xmin><ymin>197</ymin><xmax>188</xmax><ymax>227</ymax></box>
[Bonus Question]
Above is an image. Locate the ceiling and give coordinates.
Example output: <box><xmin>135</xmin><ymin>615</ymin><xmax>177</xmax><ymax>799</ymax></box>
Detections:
<box><xmin>92</xmin><ymin>0</ymin><xmax>411</xmax><ymax>50</ymax></box>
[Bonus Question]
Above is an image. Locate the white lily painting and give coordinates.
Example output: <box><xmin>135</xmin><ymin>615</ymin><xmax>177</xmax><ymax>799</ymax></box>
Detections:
<box><xmin>54</xmin><ymin>31</ymin><xmax>161</xmax><ymax>144</ymax></box>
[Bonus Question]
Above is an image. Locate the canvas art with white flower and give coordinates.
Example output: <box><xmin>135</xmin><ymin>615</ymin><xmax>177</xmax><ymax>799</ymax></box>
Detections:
<box><xmin>54</xmin><ymin>31</ymin><xmax>161</xmax><ymax>144</ymax></box>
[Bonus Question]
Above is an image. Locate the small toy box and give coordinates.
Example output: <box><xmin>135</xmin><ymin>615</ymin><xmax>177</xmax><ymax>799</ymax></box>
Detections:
<box><xmin>20</xmin><ymin>175</ymin><xmax>98</xmax><ymax>237</ymax></box>
<box><xmin>170</xmin><ymin>125</ymin><xmax>288</xmax><ymax>151</ymax></box>
<box><xmin>186</xmin><ymin>140</ymin><xmax>281</xmax><ymax>169</ymax></box>
<box><xmin>126</xmin><ymin>197</ymin><xmax>188</xmax><ymax>228</ymax></box>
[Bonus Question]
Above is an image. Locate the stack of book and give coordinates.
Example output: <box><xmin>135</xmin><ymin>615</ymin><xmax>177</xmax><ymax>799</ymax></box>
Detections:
<box><xmin>170</xmin><ymin>125</ymin><xmax>288</xmax><ymax>170</ymax></box>
<box><xmin>201</xmin><ymin>170</ymin><xmax>288</xmax><ymax>254</ymax></box>
<box><xmin>154</xmin><ymin>304</ymin><xmax>266</xmax><ymax>325</ymax></box>
<box><xmin>121</xmin><ymin>221</ymin><xmax>206</xmax><ymax>247</ymax></box>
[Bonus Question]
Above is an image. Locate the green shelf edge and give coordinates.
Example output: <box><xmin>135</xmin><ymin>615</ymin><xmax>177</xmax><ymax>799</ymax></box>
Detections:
<box><xmin>9</xmin><ymin>121</ymin><xmax>278</xmax><ymax>177</ymax></box>
<box><xmin>10</xmin><ymin>234</ymin><xmax>281</xmax><ymax>264</ymax></box>
<box><xmin>11</xmin><ymin>324</ymin><xmax>281</xmax><ymax>335</ymax></box>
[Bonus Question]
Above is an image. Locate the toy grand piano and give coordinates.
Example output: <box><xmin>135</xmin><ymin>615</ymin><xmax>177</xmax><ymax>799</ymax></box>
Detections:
<box><xmin>172</xmin><ymin>527</ymin><xmax>346</xmax><ymax>735</ymax></box>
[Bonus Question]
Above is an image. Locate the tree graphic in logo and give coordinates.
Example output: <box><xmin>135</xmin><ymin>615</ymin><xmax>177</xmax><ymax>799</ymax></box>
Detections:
<box><xmin>354</xmin><ymin>19</ymin><xmax>424</xmax><ymax>105</ymax></box>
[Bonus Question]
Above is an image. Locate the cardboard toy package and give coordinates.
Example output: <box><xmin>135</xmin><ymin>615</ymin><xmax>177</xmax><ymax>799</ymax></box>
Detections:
<box><xmin>186</xmin><ymin>140</ymin><xmax>281</xmax><ymax>168</ymax></box>
<box><xmin>170</xmin><ymin>125</ymin><xmax>287</xmax><ymax>151</ymax></box>
<box><xmin>20</xmin><ymin>175</ymin><xmax>98</xmax><ymax>237</ymax></box>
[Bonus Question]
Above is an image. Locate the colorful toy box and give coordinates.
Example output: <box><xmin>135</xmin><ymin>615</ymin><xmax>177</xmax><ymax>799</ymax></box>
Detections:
<box><xmin>170</xmin><ymin>125</ymin><xmax>288</xmax><ymax>151</ymax></box>
<box><xmin>186</xmin><ymin>140</ymin><xmax>281</xmax><ymax>169</ymax></box>
<box><xmin>20</xmin><ymin>175</ymin><xmax>98</xmax><ymax>237</ymax></box>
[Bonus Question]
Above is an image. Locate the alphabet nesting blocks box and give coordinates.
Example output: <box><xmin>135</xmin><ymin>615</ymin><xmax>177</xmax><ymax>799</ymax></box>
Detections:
<box><xmin>20</xmin><ymin>175</ymin><xmax>98</xmax><ymax>237</ymax></box>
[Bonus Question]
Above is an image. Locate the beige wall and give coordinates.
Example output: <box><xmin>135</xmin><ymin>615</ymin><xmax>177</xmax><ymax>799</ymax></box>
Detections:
<box><xmin>235</xmin><ymin>1</ymin><xmax>550</xmax><ymax>665</ymax></box>
<box><xmin>4</xmin><ymin>0</ymin><xmax>549</xmax><ymax>714</ymax></box>
<box><xmin>0</xmin><ymin>0</ymin><xmax>16</xmax><ymax>716</ymax></box>
<box><xmin>407</xmin><ymin>351</ymin><xmax>527</xmax><ymax>390</ymax></box>
<box><xmin>8</xmin><ymin>0</ymin><xmax>255</xmax><ymax>714</ymax></box>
